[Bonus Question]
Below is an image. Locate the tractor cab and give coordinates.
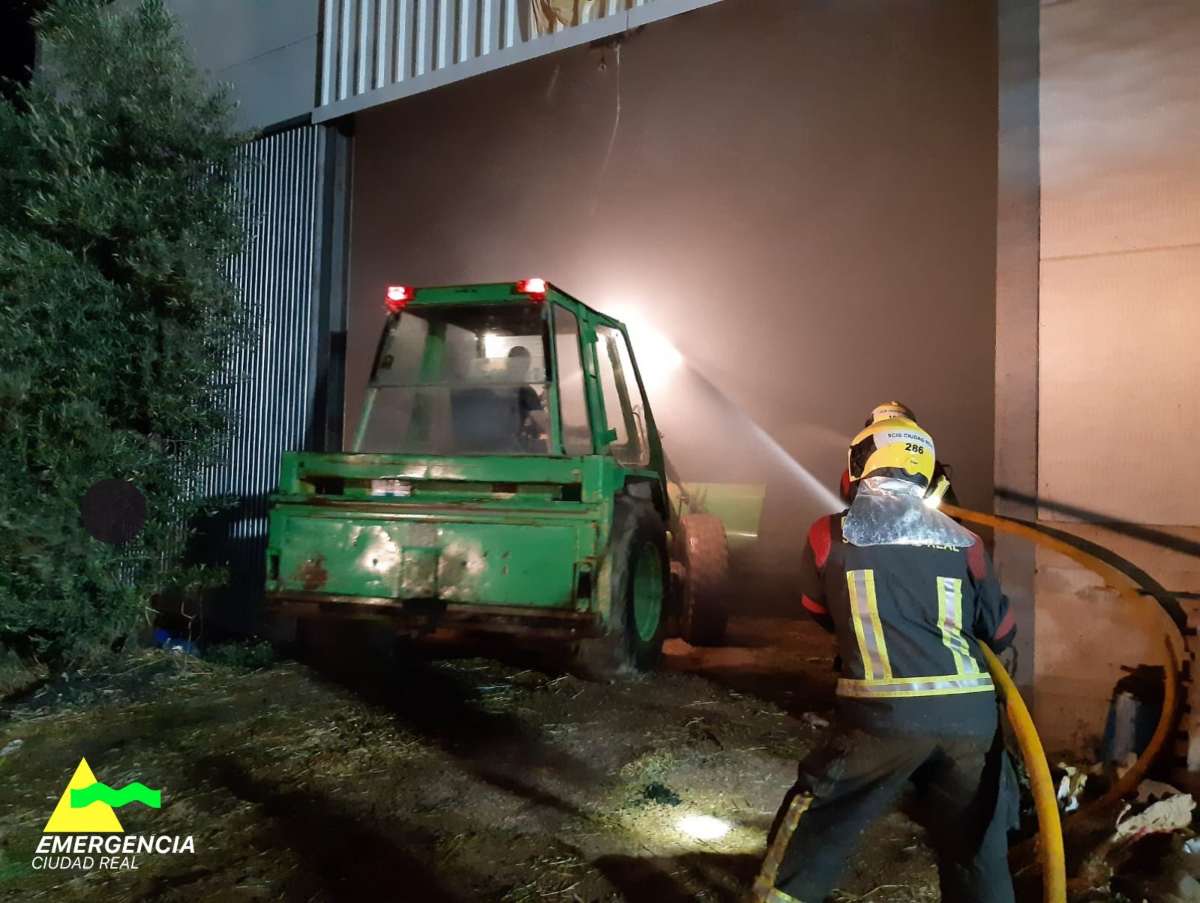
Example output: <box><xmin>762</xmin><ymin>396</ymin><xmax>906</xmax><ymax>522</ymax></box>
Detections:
<box><xmin>356</xmin><ymin>280</ymin><xmax>658</xmax><ymax>469</ymax></box>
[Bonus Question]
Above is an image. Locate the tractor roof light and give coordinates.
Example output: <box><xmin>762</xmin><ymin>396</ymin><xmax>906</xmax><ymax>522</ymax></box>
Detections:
<box><xmin>386</xmin><ymin>285</ymin><xmax>413</xmax><ymax>312</ymax></box>
<box><xmin>515</xmin><ymin>277</ymin><xmax>547</xmax><ymax>299</ymax></box>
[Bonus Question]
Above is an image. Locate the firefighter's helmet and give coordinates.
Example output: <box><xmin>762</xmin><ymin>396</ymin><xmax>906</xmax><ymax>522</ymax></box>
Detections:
<box><xmin>864</xmin><ymin>400</ymin><xmax>916</xmax><ymax>427</ymax></box>
<box><xmin>848</xmin><ymin>417</ymin><xmax>935</xmax><ymax>489</ymax></box>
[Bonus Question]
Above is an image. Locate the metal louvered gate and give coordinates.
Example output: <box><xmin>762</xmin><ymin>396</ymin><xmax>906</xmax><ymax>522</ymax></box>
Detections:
<box><xmin>195</xmin><ymin>124</ymin><xmax>350</xmax><ymax>633</ymax></box>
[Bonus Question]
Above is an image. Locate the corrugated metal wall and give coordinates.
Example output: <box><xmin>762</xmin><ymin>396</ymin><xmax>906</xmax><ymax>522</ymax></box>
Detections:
<box><xmin>315</xmin><ymin>0</ymin><xmax>722</xmax><ymax>121</ymax></box>
<box><xmin>197</xmin><ymin>126</ymin><xmax>327</xmax><ymax>625</ymax></box>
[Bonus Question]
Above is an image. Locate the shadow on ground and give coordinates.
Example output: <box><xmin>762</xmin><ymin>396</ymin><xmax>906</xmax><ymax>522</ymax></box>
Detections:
<box><xmin>592</xmin><ymin>852</ymin><xmax>761</xmax><ymax>902</ymax></box>
<box><xmin>292</xmin><ymin>622</ymin><xmax>600</xmax><ymax>823</ymax></box>
<box><xmin>191</xmin><ymin>754</ymin><xmax>464</xmax><ymax>902</ymax></box>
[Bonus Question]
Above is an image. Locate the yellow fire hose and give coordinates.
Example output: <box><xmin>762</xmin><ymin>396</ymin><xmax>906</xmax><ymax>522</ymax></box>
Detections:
<box><xmin>979</xmin><ymin>641</ymin><xmax>1067</xmax><ymax>903</ymax></box>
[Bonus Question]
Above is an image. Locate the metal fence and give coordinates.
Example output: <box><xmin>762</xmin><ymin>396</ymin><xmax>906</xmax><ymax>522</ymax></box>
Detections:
<box><xmin>194</xmin><ymin>126</ymin><xmax>327</xmax><ymax>627</ymax></box>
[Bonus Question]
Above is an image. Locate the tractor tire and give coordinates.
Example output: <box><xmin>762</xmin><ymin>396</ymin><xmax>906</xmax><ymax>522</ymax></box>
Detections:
<box><xmin>574</xmin><ymin>498</ymin><xmax>668</xmax><ymax>680</ymax></box>
<box><xmin>678</xmin><ymin>513</ymin><xmax>731</xmax><ymax>646</ymax></box>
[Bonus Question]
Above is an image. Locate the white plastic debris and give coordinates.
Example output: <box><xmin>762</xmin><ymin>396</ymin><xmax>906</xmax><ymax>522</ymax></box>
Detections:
<box><xmin>1184</xmin><ymin>836</ymin><xmax>1200</xmax><ymax>855</ymax></box>
<box><xmin>0</xmin><ymin>739</ymin><xmax>23</xmax><ymax>757</ymax></box>
<box><xmin>801</xmin><ymin>712</ymin><xmax>830</xmax><ymax>730</ymax></box>
<box><xmin>1114</xmin><ymin>794</ymin><xmax>1196</xmax><ymax>841</ymax></box>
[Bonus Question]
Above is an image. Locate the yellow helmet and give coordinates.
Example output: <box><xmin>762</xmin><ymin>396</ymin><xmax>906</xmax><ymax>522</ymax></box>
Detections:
<box><xmin>864</xmin><ymin>400</ymin><xmax>915</xmax><ymax>427</ymax></box>
<box><xmin>848</xmin><ymin>417</ymin><xmax>935</xmax><ymax>489</ymax></box>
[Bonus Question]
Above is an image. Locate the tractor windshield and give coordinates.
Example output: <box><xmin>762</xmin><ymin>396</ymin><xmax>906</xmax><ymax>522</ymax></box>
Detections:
<box><xmin>355</xmin><ymin>302</ymin><xmax>552</xmax><ymax>455</ymax></box>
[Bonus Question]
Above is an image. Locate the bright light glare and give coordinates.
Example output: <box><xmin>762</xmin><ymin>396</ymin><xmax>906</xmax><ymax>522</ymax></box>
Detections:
<box><xmin>606</xmin><ymin>308</ymin><xmax>683</xmax><ymax>390</ymax></box>
<box><xmin>923</xmin><ymin>494</ymin><xmax>942</xmax><ymax>510</ymax></box>
<box><xmin>483</xmin><ymin>332</ymin><xmax>507</xmax><ymax>358</ymax></box>
<box><xmin>677</xmin><ymin>814</ymin><xmax>730</xmax><ymax>841</ymax></box>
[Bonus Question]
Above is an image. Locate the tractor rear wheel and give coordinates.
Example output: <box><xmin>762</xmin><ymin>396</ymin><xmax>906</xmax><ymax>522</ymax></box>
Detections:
<box><xmin>574</xmin><ymin>498</ymin><xmax>667</xmax><ymax>680</ymax></box>
<box><xmin>678</xmin><ymin>513</ymin><xmax>731</xmax><ymax>646</ymax></box>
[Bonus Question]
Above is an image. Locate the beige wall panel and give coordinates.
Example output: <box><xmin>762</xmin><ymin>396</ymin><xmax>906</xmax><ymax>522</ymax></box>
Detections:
<box><xmin>1039</xmin><ymin>245</ymin><xmax>1200</xmax><ymax>524</ymax></box>
<box><xmin>1033</xmin><ymin>523</ymin><xmax>1196</xmax><ymax>752</ymax></box>
<box><xmin>1041</xmin><ymin>0</ymin><xmax>1200</xmax><ymax>260</ymax></box>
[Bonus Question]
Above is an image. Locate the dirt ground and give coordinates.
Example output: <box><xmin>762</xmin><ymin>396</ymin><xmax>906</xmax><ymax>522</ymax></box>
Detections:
<box><xmin>0</xmin><ymin>617</ymin><xmax>944</xmax><ymax>902</ymax></box>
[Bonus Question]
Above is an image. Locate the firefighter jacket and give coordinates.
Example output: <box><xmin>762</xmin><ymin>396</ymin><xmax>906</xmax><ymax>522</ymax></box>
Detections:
<box><xmin>799</xmin><ymin>513</ymin><xmax>1016</xmax><ymax>735</ymax></box>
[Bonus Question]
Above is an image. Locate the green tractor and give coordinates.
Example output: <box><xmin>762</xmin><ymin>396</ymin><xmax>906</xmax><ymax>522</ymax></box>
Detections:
<box><xmin>264</xmin><ymin>280</ymin><xmax>762</xmax><ymax>675</ymax></box>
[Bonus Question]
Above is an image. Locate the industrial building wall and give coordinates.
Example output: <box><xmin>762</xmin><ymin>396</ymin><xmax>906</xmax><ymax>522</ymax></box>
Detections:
<box><xmin>314</xmin><ymin>0</ymin><xmax>724</xmax><ymax>120</ymax></box>
<box><xmin>347</xmin><ymin>0</ymin><xmax>1000</xmax><ymax>598</ymax></box>
<box><xmin>162</xmin><ymin>0</ymin><xmax>320</xmax><ymax>131</ymax></box>
<box><xmin>1034</xmin><ymin>0</ymin><xmax>1200</xmax><ymax>750</ymax></box>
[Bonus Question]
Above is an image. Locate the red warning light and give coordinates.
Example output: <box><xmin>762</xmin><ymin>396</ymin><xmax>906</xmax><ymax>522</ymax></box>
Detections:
<box><xmin>515</xmin><ymin>278</ymin><xmax>547</xmax><ymax>298</ymax></box>
<box><xmin>385</xmin><ymin>285</ymin><xmax>413</xmax><ymax>312</ymax></box>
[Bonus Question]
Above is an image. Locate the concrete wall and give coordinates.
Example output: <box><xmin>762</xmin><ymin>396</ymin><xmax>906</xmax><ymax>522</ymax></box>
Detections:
<box><xmin>347</xmin><ymin>0</ymin><xmax>1000</xmax><ymax>602</ymax></box>
<box><xmin>1034</xmin><ymin>0</ymin><xmax>1200</xmax><ymax>751</ymax></box>
<box><xmin>164</xmin><ymin>0</ymin><xmax>319</xmax><ymax>130</ymax></box>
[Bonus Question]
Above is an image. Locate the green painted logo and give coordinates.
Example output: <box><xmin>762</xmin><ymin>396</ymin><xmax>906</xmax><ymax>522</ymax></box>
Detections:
<box><xmin>70</xmin><ymin>781</ymin><xmax>162</xmax><ymax>811</ymax></box>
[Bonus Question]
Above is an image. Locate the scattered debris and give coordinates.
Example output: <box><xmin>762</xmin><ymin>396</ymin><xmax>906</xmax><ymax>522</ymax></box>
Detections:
<box><xmin>1115</xmin><ymin>794</ymin><xmax>1196</xmax><ymax>841</ymax></box>
<box><xmin>1056</xmin><ymin>762</ymin><xmax>1088</xmax><ymax>813</ymax></box>
<box><xmin>801</xmin><ymin>712</ymin><xmax>831</xmax><ymax>730</ymax></box>
<box><xmin>1071</xmin><ymin>792</ymin><xmax>1196</xmax><ymax>892</ymax></box>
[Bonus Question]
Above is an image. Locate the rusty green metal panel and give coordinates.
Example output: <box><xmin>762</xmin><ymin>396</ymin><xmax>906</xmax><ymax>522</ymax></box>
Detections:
<box><xmin>270</xmin><ymin>504</ymin><xmax>596</xmax><ymax>606</ymax></box>
<box><xmin>266</xmin><ymin>449</ymin><xmax>624</xmax><ymax>611</ymax></box>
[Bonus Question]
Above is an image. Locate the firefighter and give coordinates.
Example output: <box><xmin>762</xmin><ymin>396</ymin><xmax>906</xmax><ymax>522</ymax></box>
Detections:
<box><xmin>757</xmin><ymin>417</ymin><xmax>1016</xmax><ymax>903</ymax></box>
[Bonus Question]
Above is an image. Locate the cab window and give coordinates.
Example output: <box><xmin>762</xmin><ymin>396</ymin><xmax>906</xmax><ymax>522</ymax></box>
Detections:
<box><xmin>357</xmin><ymin>302</ymin><xmax>550</xmax><ymax>455</ymax></box>
<box><xmin>595</xmin><ymin>325</ymin><xmax>650</xmax><ymax>467</ymax></box>
<box><xmin>554</xmin><ymin>306</ymin><xmax>593</xmax><ymax>455</ymax></box>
